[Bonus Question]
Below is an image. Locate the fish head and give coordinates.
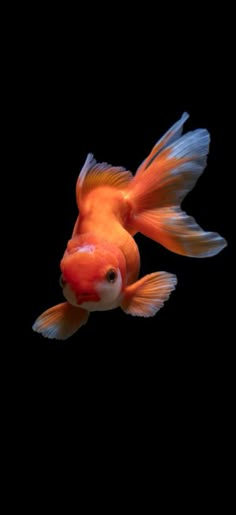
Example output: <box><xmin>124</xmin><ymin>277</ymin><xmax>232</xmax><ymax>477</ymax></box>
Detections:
<box><xmin>60</xmin><ymin>235</ymin><xmax>126</xmax><ymax>311</ymax></box>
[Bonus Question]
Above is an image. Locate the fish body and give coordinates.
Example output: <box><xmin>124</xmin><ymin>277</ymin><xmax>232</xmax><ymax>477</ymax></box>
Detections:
<box><xmin>33</xmin><ymin>113</ymin><xmax>227</xmax><ymax>339</ymax></box>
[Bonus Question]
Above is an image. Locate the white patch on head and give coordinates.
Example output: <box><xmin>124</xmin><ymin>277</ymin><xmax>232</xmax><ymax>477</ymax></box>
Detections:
<box><xmin>80</xmin><ymin>269</ymin><xmax>123</xmax><ymax>312</ymax></box>
<box><xmin>76</xmin><ymin>244</ymin><xmax>95</xmax><ymax>254</ymax></box>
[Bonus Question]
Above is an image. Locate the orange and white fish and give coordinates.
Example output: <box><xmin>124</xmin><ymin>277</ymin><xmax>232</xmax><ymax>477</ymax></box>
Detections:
<box><xmin>33</xmin><ymin>113</ymin><xmax>227</xmax><ymax>340</ymax></box>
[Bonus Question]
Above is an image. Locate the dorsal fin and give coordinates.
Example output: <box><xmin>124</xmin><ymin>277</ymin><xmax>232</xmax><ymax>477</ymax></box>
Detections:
<box><xmin>76</xmin><ymin>153</ymin><xmax>133</xmax><ymax>199</ymax></box>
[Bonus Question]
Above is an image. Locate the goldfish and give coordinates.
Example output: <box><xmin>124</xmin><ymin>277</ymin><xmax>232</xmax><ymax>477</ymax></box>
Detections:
<box><xmin>33</xmin><ymin>112</ymin><xmax>227</xmax><ymax>340</ymax></box>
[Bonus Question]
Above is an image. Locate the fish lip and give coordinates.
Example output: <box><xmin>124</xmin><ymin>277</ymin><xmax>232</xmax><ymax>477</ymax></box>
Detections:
<box><xmin>76</xmin><ymin>291</ymin><xmax>100</xmax><ymax>304</ymax></box>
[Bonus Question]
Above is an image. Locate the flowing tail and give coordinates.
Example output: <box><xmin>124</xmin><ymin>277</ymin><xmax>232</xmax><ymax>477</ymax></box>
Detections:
<box><xmin>125</xmin><ymin>112</ymin><xmax>227</xmax><ymax>257</ymax></box>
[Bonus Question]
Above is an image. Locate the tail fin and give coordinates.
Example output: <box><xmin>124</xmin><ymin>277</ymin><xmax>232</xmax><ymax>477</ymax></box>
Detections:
<box><xmin>126</xmin><ymin>113</ymin><xmax>227</xmax><ymax>257</ymax></box>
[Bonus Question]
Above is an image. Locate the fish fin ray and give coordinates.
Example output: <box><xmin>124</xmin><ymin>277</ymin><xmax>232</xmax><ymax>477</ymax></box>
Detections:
<box><xmin>76</xmin><ymin>153</ymin><xmax>133</xmax><ymax>204</ymax></box>
<box><xmin>133</xmin><ymin>207</ymin><xmax>227</xmax><ymax>257</ymax></box>
<box><xmin>125</xmin><ymin>114</ymin><xmax>227</xmax><ymax>256</ymax></box>
<box><xmin>121</xmin><ymin>272</ymin><xmax>177</xmax><ymax>317</ymax></box>
<box><xmin>72</xmin><ymin>215</ymin><xmax>80</xmax><ymax>237</ymax></box>
<box><xmin>128</xmin><ymin>125</ymin><xmax>210</xmax><ymax>211</ymax></box>
<box><xmin>136</xmin><ymin>112</ymin><xmax>189</xmax><ymax>175</ymax></box>
<box><xmin>32</xmin><ymin>302</ymin><xmax>89</xmax><ymax>340</ymax></box>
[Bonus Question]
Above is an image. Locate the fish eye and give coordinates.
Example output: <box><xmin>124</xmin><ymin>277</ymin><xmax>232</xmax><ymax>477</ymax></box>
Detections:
<box><xmin>106</xmin><ymin>269</ymin><xmax>117</xmax><ymax>283</ymax></box>
<box><xmin>59</xmin><ymin>274</ymin><xmax>66</xmax><ymax>288</ymax></box>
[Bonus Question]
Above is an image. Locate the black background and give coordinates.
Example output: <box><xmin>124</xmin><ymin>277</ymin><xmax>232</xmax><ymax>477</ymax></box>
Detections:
<box><xmin>16</xmin><ymin>15</ymin><xmax>232</xmax><ymax>414</ymax></box>
<box><xmin>9</xmin><ymin>9</ymin><xmax>234</xmax><ymax>503</ymax></box>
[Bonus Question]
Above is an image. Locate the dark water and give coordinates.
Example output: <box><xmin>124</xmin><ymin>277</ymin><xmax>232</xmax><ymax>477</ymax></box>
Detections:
<box><xmin>7</xmin><ymin>18</ymin><xmax>233</xmax><ymax>508</ymax></box>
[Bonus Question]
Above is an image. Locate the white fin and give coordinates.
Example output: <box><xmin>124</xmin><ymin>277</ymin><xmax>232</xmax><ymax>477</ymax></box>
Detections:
<box><xmin>137</xmin><ymin>112</ymin><xmax>189</xmax><ymax>174</ymax></box>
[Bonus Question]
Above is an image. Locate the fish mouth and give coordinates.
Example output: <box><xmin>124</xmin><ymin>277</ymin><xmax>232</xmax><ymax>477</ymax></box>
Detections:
<box><xmin>76</xmin><ymin>291</ymin><xmax>100</xmax><ymax>304</ymax></box>
<box><xmin>62</xmin><ymin>282</ymin><xmax>100</xmax><ymax>306</ymax></box>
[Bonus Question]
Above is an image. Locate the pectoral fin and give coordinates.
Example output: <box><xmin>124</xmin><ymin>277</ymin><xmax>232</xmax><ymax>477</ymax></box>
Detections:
<box><xmin>121</xmin><ymin>272</ymin><xmax>177</xmax><ymax>317</ymax></box>
<box><xmin>32</xmin><ymin>302</ymin><xmax>89</xmax><ymax>340</ymax></box>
